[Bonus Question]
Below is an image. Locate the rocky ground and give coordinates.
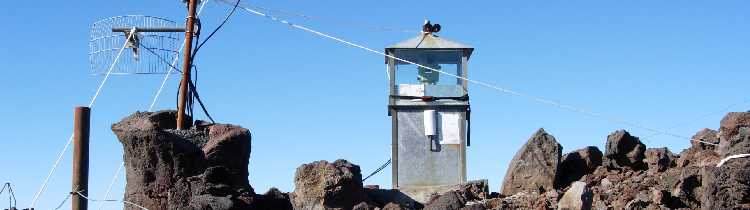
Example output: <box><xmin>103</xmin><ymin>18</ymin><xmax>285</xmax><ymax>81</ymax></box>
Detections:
<box><xmin>112</xmin><ymin>111</ymin><xmax>750</xmax><ymax>210</ymax></box>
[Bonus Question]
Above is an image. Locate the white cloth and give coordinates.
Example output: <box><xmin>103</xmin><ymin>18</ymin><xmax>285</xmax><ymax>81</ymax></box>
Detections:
<box><xmin>439</xmin><ymin>112</ymin><xmax>460</xmax><ymax>144</ymax></box>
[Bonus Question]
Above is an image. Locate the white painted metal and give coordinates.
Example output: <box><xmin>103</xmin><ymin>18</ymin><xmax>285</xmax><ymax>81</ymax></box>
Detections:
<box><xmin>424</xmin><ymin>110</ymin><xmax>437</xmax><ymax>136</ymax></box>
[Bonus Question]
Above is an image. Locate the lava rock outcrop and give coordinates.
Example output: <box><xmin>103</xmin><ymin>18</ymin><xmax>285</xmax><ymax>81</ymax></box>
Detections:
<box><xmin>113</xmin><ymin>110</ymin><xmax>290</xmax><ymax>210</ymax></box>
<box><xmin>493</xmin><ymin>111</ymin><xmax>750</xmax><ymax>210</ymax></box>
<box><xmin>291</xmin><ymin>159</ymin><xmax>368</xmax><ymax>210</ymax></box>
<box><xmin>501</xmin><ymin>128</ymin><xmax>562</xmax><ymax>196</ymax></box>
<box><xmin>603</xmin><ymin>130</ymin><xmax>646</xmax><ymax>171</ymax></box>
<box><xmin>112</xmin><ymin>110</ymin><xmax>750</xmax><ymax>210</ymax></box>
<box><xmin>556</xmin><ymin>146</ymin><xmax>602</xmax><ymax>189</ymax></box>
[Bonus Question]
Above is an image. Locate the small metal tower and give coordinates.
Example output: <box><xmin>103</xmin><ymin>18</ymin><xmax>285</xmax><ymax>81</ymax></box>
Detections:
<box><xmin>386</xmin><ymin>22</ymin><xmax>474</xmax><ymax>201</ymax></box>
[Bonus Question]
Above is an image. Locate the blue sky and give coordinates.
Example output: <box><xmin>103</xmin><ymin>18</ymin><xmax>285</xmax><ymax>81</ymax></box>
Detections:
<box><xmin>1</xmin><ymin>1</ymin><xmax>748</xmax><ymax>209</ymax></box>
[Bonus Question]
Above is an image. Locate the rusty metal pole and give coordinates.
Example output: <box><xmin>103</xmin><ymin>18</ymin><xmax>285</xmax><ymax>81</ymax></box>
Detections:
<box><xmin>72</xmin><ymin>107</ymin><xmax>90</xmax><ymax>210</ymax></box>
<box><xmin>177</xmin><ymin>0</ymin><xmax>199</xmax><ymax>130</ymax></box>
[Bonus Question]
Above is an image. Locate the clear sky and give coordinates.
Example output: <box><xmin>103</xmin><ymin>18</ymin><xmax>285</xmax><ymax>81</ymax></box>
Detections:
<box><xmin>1</xmin><ymin>1</ymin><xmax>748</xmax><ymax>209</ymax></box>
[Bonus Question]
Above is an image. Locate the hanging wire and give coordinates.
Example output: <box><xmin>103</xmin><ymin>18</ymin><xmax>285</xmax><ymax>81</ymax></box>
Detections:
<box><xmin>192</xmin><ymin>0</ymin><xmax>240</xmax><ymax>60</ymax></box>
<box><xmin>53</xmin><ymin>192</ymin><xmax>73</xmax><ymax>210</ymax></box>
<box><xmin>641</xmin><ymin>99</ymin><xmax>750</xmax><ymax>141</ymax></box>
<box><xmin>0</xmin><ymin>183</ymin><xmax>17</xmax><ymax>209</ymax></box>
<box><xmin>222</xmin><ymin>0</ymin><xmax>719</xmax><ymax>146</ymax></box>
<box><xmin>97</xmin><ymin>162</ymin><xmax>125</xmax><ymax>210</ymax></box>
<box><xmin>76</xmin><ymin>191</ymin><xmax>150</xmax><ymax>210</ymax></box>
<box><xmin>218</xmin><ymin>0</ymin><xmax>418</xmax><ymax>34</ymax></box>
<box><xmin>190</xmin><ymin>66</ymin><xmax>216</xmax><ymax>123</ymax></box>
<box><xmin>362</xmin><ymin>159</ymin><xmax>392</xmax><ymax>182</ymax></box>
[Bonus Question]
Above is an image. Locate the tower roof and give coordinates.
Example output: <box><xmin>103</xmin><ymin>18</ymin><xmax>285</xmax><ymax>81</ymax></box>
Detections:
<box><xmin>386</xmin><ymin>33</ymin><xmax>474</xmax><ymax>58</ymax></box>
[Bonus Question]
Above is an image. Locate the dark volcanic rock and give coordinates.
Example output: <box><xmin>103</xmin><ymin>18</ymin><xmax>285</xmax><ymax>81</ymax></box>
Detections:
<box><xmin>204</xmin><ymin>124</ymin><xmax>253</xmax><ymax>189</ymax></box>
<box><xmin>700</xmin><ymin>112</ymin><xmax>750</xmax><ymax>209</ymax></box>
<box><xmin>649</xmin><ymin>189</ymin><xmax>684</xmax><ymax>209</ymax></box>
<box><xmin>676</xmin><ymin>148</ymin><xmax>721</xmax><ymax>168</ymax></box>
<box><xmin>423</xmin><ymin>191</ymin><xmax>465</xmax><ymax>210</ymax></box>
<box><xmin>702</xmin><ymin>157</ymin><xmax>750</xmax><ymax>209</ymax></box>
<box><xmin>501</xmin><ymin>128</ymin><xmax>562</xmax><ymax>196</ymax></box>
<box><xmin>604</xmin><ymin>130</ymin><xmax>647</xmax><ymax>170</ymax></box>
<box><xmin>718</xmin><ymin>112</ymin><xmax>750</xmax><ymax>157</ymax></box>
<box><xmin>644</xmin><ymin>148</ymin><xmax>675</xmax><ymax>175</ymax></box>
<box><xmin>691</xmin><ymin>128</ymin><xmax>720</xmax><ymax>150</ymax></box>
<box><xmin>291</xmin><ymin>159</ymin><xmax>367</xmax><ymax>210</ymax></box>
<box><xmin>250</xmin><ymin>188</ymin><xmax>293</xmax><ymax>210</ymax></box>
<box><xmin>557</xmin><ymin>181</ymin><xmax>592</xmax><ymax>210</ymax></box>
<box><xmin>457</xmin><ymin>180</ymin><xmax>490</xmax><ymax>202</ymax></box>
<box><xmin>556</xmin><ymin>146</ymin><xmax>603</xmax><ymax>189</ymax></box>
<box><xmin>493</xmin><ymin>114</ymin><xmax>749</xmax><ymax>209</ymax></box>
<box><xmin>112</xmin><ymin>110</ymin><xmax>254</xmax><ymax>210</ymax></box>
<box><xmin>677</xmin><ymin>129</ymin><xmax>722</xmax><ymax>168</ymax></box>
<box><xmin>719</xmin><ymin>112</ymin><xmax>750</xmax><ymax>144</ymax></box>
<box><xmin>672</xmin><ymin>167</ymin><xmax>704</xmax><ymax>209</ymax></box>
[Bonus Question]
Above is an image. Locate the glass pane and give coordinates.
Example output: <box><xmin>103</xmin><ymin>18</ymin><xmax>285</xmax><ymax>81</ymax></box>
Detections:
<box><xmin>396</xmin><ymin>63</ymin><xmax>459</xmax><ymax>85</ymax></box>
<box><xmin>393</xmin><ymin>50</ymin><xmax>461</xmax><ymax>85</ymax></box>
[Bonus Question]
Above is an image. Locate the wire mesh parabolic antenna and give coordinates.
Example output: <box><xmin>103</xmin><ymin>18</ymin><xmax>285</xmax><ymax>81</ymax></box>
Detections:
<box><xmin>89</xmin><ymin>15</ymin><xmax>183</xmax><ymax>75</ymax></box>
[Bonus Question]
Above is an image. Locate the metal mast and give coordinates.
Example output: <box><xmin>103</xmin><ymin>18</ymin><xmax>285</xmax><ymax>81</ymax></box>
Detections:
<box><xmin>177</xmin><ymin>0</ymin><xmax>199</xmax><ymax>130</ymax></box>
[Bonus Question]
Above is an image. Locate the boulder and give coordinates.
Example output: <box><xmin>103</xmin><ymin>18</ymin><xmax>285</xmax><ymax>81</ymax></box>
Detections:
<box><xmin>250</xmin><ymin>188</ymin><xmax>293</xmax><ymax>210</ymax></box>
<box><xmin>718</xmin><ymin>112</ymin><xmax>750</xmax><ymax>156</ymax></box>
<box><xmin>204</xmin><ymin>124</ymin><xmax>253</xmax><ymax>189</ymax></box>
<box><xmin>691</xmin><ymin>128</ymin><xmax>719</xmax><ymax>150</ymax></box>
<box><xmin>397</xmin><ymin>180</ymin><xmax>488</xmax><ymax>204</ymax></box>
<box><xmin>649</xmin><ymin>189</ymin><xmax>684</xmax><ymax>209</ymax></box>
<box><xmin>644</xmin><ymin>148</ymin><xmax>675</xmax><ymax>175</ymax></box>
<box><xmin>501</xmin><ymin>128</ymin><xmax>562</xmax><ymax>195</ymax></box>
<box><xmin>423</xmin><ymin>191</ymin><xmax>466</xmax><ymax>210</ymax></box>
<box><xmin>291</xmin><ymin>159</ymin><xmax>367</xmax><ymax>210</ymax></box>
<box><xmin>457</xmin><ymin>180</ymin><xmax>490</xmax><ymax>202</ymax></box>
<box><xmin>721</xmin><ymin>127</ymin><xmax>750</xmax><ymax>157</ymax></box>
<box><xmin>557</xmin><ymin>181</ymin><xmax>592</xmax><ymax>210</ymax></box>
<box><xmin>556</xmin><ymin>146</ymin><xmax>603</xmax><ymax>189</ymax></box>
<box><xmin>676</xmin><ymin>148</ymin><xmax>721</xmax><ymax>168</ymax></box>
<box><xmin>672</xmin><ymin>167</ymin><xmax>703</xmax><ymax>209</ymax></box>
<box><xmin>718</xmin><ymin>112</ymin><xmax>750</xmax><ymax>143</ymax></box>
<box><xmin>406</xmin><ymin>180</ymin><xmax>490</xmax><ymax>210</ymax></box>
<box><xmin>604</xmin><ymin>130</ymin><xmax>647</xmax><ymax>170</ymax></box>
<box><xmin>112</xmin><ymin>110</ymin><xmax>254</xmax><ymax>210</ymax></box>
<box><xmin>676</xmin><ymin>129</ymin><xmax>722</xmax><ymax>168</ymax></box>
<box><xmin>701</xmin><ymin>159</ymin><xmax>750</xmax><ymax>209</ymax></box>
